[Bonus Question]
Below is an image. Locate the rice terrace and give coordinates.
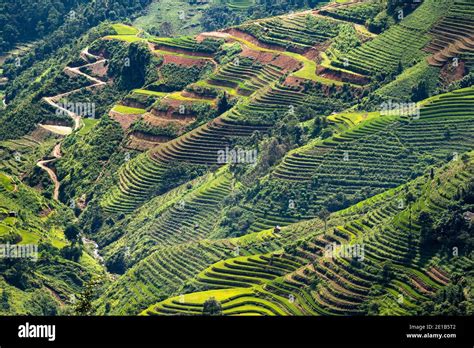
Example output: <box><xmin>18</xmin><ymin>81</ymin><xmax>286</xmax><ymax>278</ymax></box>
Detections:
<box><xmin>0</xmin><ymin>0</ymin><xmax>473</xmax><ymax>343</ymax></box>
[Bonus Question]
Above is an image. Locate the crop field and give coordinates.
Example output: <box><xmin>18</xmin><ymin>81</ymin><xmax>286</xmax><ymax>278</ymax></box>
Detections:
<box><xmin>0</xmin><ymin>0</ymin><xmax>473</xmax><ymax>323</ymax></box>
<box><xmin>139</xmin><ymin>155</ymin><xmax>473</xmax><ymax>315</ymax></box>
<box><xmin>330</xmin><ymin>0</ymin><xmax>452</xmax><ymax>76</ymax></box>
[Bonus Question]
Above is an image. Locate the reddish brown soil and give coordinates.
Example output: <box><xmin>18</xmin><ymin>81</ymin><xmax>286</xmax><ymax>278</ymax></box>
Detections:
<box><xmin>439</xmin><ymin>61</ymin><xmax>466</xmax><ymax>85</ymax></box>
<box><xmin>160</xmin><ymin>54</ymin><xmax>209</xmax><ymax>67</ymax></box>
<box><xmin>109</xmin><ymin>110</ymin><xmax>141</xmax><ymax>130</ymax></box>
<box><xmin>125</xmin><ymin>133</ymin><xmax>168</xmax><ymax>152</ymax></box>
<box><xmin>241</xmin><ymin>46</ymin><xmax>301</xmax><ymax>72</ymax></box>
<box><xmin>316</xmin><ymin>66</ymin><xmax>370</xmax><ymax>85</ymax></box>
<box><xmin>284</xmin><ymin>76</ymin><xmax>307</xmax><ymax>87</ymax></box>
<box><xmin>143</xmin><ymin>112</ymin><xmax>194</xmax><ymax>127</ymax></box>
<box><xmin>224</xmin><ymin>28</ymin><xmax>285</xmax><ymax>52</ymax></box>
<box><xmin>427</xmin><ymin>269</ymin><xmax>448</xmax><ymax>286</ymax></box>
<box><xmin>152</xmin><ymin>44</ymin><xmax>213</xmax><ymax>58</ymax></box>
<box><xmin>304</xmin><ymin>47</ymin><xmax>322</xmax><ymax>61</ymax></box>
<box><xmin>409</xmin><ymin>275</ymin><xmax>433</xmax><ymax>295</ymax></box>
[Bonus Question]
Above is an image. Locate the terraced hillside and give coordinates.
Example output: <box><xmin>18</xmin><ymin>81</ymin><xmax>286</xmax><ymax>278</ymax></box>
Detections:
<box><xmin>95</xmin><ymin>205</ymin><xmax>325</xmax><ymax>314</ymax></box>
<box><xmin>0</xmin><ymin>171</ymin><xmax>100</xmax><ymax>315</ymax></box>
<box><xmin>330</xmin><ymin>0</ymin><xmax>452</xmax><ymax>77</ymax></box>
<box><xmin>1</xmin><ymin>0</ymin><xmax>473</xmax><ymax>319</ymax></box>
<box><xmin>93</xmin><ymin>81</ymin><xmax>474</xmax><ymax>314</ymax></box>
<box><xmin>273</xmin><ymin>87</ymin><xmax>473</xmax><ymax>188</ymax></box>
<box><xmin>425</xmin><ymin>0</ymin><xmax>474</xmax><ymax>68</ymax></box>
<box><xmin>142</xmin><ymin>154</ymin><xmax>474</xmax><ymax>316</ymax></box>
<box><xmin>98</xmin><ymin>0</ymin><xmax>474</xmax><ymax>217</ymax></box>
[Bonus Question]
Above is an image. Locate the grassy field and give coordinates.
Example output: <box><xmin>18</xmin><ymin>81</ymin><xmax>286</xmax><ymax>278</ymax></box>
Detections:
<box><xmin>112</xmin><ymin>23</ymin><xmax>140</xmax><ymax>35</ymax></box>
<box><xmin>112</xmin><ymin>105</ymin><xmax>147</xmax><ymax>114</ymax></box>
<box><xmin>133</xmin><ymin>0</ymin><xmax>210</xmax><ymax>37</ymax></box>
<box><xmin>78</xmin><ymin>118</ymin><xmax>99</xmax><ymax>136</ymax></box>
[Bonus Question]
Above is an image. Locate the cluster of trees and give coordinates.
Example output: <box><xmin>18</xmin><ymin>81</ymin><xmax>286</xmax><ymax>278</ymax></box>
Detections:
<box><xmin>418</xmin><ymin>179</ymin><xmax>473</xmax><ymax>256</ymax></box>
<box><xmin>418</xmin><ymin>281</ymin><xmax>473</xmax><ymax>315</ymax></box>
<box><xmin>131</xmin><ymin>119</ymin><xmax>179</xmax><ymax>138</ymax></box>
<box><xmin>57</xmin><ymin>115</ymin><xmax>124</xmax><ymax>204</ymax></box>
<box><xmin>60</xmin><ymin>224</ymin><xmax>83</xmax><ymax>262</ymax></box>
<box><xmin>220</xmin><ymin>206</ymin><xmax>256</xmax><ymax>237</ymax></box>
<box><xmin>0</xmin><ymin>25</ymin><xmax>108</xmax><ymax>140</ymax></box>
<box><xmin>366</xmin><ymin>0</ymin><xmax>421</xmax><ymax>34</ymax></box>
<box><xmin>0</xmin><ymin>258</ymin><xmax>38</xmax><ymax>290</ymax></box>
<box><xmin>202</xmin><ymin>297</ymin><xmax>222</xmax><ymax>315</ymax></box>
<box><xmin>0</xmin><ymin>0</ymin><xmax>152</xmax><ymax>54</ymax></box>
<box><xmin>201</xmin><ymin>0</ymin><xmax>326</xmax><ymax>32</ymax></box>
<box><xmin>148</xmin><ymin>63</ymin><xmax>212</xmax><ymax>92</ymax></box>
<box><xmin>91</xmin><ymin>39</ymin><xmax>162</xmax><ymax>91</ymax></box>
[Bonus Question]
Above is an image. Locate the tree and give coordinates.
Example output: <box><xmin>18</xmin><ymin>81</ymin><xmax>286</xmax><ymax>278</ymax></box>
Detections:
<box><xmin>202</xmin><ymin>297</ymin><xmax>222</xmax><ymax>316</ymax></box>
<box><xmin>405</xmin><ymin>191</ymin><xmax>416</xmax><ymax>233</ymax></box>
<box><xmin>1</xmin><ymin>290</ymin><xmax>10</xmax><ymax>311</ymax></box>
<box><xmin>75</xmin><ymin>278</ymin><xmax>101</xmax><ymax>316</ymax></box>
<box><xmin>1</xmin><ymin>258</ymin><xmax>36</xmax><ymax>290</ymax></box>
<box><xmin>64</xmin><ymin>224</ymin><xmax>80</xmax><ymax>243</ymax></box>
<box><xmin>396</xmin><ymin>60</ymin><xmax>403</xmax><ymax>75</ymax></box>
<box><xmin>318</xmin><ymin>208</ymin><xmax>330</xmax><ymax>234</ymax></box>
<box><xmin>311</xmin><ymin>116</ymin><xmax>322</xmax><ymax>137</ymax></box>
<box><xmin>419</xmin><ymin>210</ymin><xmax>433</xmax><ymax>245</ymax></box>
<box><xmin>61</xmin><ymin>244</ymin><xmax>82</xmax><ymax>262</ymax></box>
<box><xmin>381</xmin><ymin>260</ymin><xmax>393</xmax><ymax>284</ymax></box>
<box><xmin>411</xmin><ymin>80</ymin><xmax>428</xmax><ymax>102</ymax></box>
<box><xmin>217</xmin><ymin>92</ymin><xmax>230</xmax><ymax>115</ymax></box>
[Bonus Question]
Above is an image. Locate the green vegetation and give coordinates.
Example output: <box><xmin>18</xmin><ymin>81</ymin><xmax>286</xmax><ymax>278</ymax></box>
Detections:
<box><xmin>0</xmin><ymin>0</ymin><xmax>473</xmax><ymax>318</ymax></box>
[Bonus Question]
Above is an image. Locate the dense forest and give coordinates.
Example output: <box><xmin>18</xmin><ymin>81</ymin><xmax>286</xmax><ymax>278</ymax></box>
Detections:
<box><xmin>0</xmin><ymin>0</ymin><xmax>152</xmax><ymax>53</ymax></box>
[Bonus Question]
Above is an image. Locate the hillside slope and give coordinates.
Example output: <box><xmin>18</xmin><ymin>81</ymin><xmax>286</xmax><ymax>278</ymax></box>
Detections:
<box><xmin>0</xmin><ymin>0</ymin><xmax>472</xmax><ymax>317</ymax></box>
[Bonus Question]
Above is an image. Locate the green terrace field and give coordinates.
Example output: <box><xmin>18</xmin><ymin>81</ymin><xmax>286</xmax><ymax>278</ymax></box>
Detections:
<box><xmin>238</xmin><ymin>14</ymin><xmax>343</xmax><ymax>53</ymax></box>
<box><xmin>260</xmin><ymin>86</ymin><xmax>474</xmax><ymax>217</ymax></box>
<box><xmin>1</xmin><ymin>0</ymin><xmax>473</xmax><ymax>318</ymax></box>
<box><xmin>112</xmin><ymin>24</ymin><xmax>140</xmax><ymax>36</ymax></box>
<box><xmin>425</xmin><ymin>0</ymin><xmax>474</xmax><ymax>54</ymax></box>
<box><xmin>0</xmin><ymin>128</ymin><xmax>60</xmax><ymax>177</ymax></box>
<box><xmin>100</xmin><ymin>168</ymin><xmax>233</xmax><ymax>260</ymax></box>
<box><xmin>424</xmin><ymin>0</ymin><xmax>474</xmax><ymax>67</ymax></box>
<box><xmin>227</xmin><ymin>0</ymin><xmax>254</xmax><ymax>10</ymax></box>
<box><xmin>100</xmin><ymin>28</ymin><xmax>323</xmax><ymax>214</ymax></box>
<box><xmin>95</xmin><ymin>203</ymin><xmax>326</xmax><ymax>315</ymax></box>
<box><xmin>206</xmin><ymin>58</ymin><xmax>283</xmax><ymax>96</ymax></box>
<box><xmin>330</xmin><ymin>0</ymin><xmax>452</xmax><ymax>76</ymax></box>
<box><xmin>150</xmin><ymin>36</ymin><xmax>222</xmax><ymax>54</ymax></box>
<box><xmin>99</xmin><ymin>67</ymin><xmax>353</xmax><ymax>215</ymax></box>
<box><xmin>140</xmin><ymin>155</ymin><xmax>474</xmax><ymax>315</ymax></box>
<box><xmin>319</xmin><ymin>0</ymin><xmax>383</xmax><ymax>25</ymax></box>
<box><xmin>112</xmin><ymin>105</ymin><xmax>147</xmax><ymax>115</ymax></box>
<box><xmin>100</xmin><ymin>115</ymin><xmax>271</xmax><ymax>213</ymax></box>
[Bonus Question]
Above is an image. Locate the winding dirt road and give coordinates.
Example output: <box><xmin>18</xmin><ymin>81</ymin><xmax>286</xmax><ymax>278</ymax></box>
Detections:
<box><xmin>37</xmin><ymin>143</ymin><xmax>62</xmax><ymax>200</ymax></box>
<box><xmin>37</xmin><ymin>48</ymin><xmax>107</xmax><ymax>200</ymax></box>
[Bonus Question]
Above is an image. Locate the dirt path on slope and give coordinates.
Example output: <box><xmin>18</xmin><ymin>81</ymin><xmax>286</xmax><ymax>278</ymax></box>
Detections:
<box><xmin>37</xmin><ymin>143</ymin><xmax>62</xmax><ymax>200</ymax></box>
<box><xmin>36</xmin><ymin>48</ymin><xmax>107</xmax><ymax>200</ymax></box>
